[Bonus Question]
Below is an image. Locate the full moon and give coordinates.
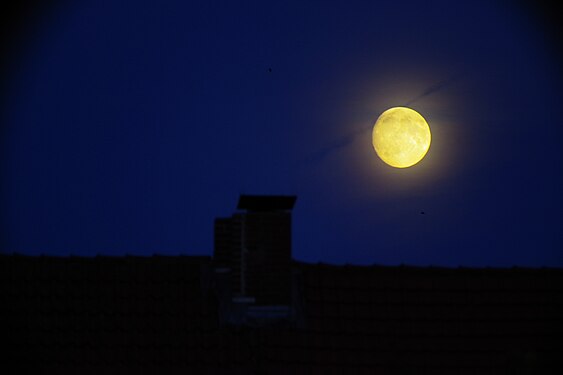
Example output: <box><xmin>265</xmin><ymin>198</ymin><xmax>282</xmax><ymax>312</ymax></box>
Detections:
<box><xmin>372</xmin><ymin>107</ymin><xmax>431</xmax><ymax>168</ymax></box>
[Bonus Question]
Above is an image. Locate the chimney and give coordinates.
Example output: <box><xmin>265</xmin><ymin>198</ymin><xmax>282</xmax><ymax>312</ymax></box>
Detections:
<box><xmin>214</xmin><ymin>195</ymin><xmax>296</xmax><ymax>306</ymax></box>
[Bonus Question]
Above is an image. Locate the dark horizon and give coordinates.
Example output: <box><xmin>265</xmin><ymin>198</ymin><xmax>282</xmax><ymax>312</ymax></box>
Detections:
<box><xmin>3</xmin><ymin>252</ymin><xmax>563</xmax><ymax>372</ymax></box>
<box><xmin>2</xmin><ymin>189</ymin><xmax>563</xmax><ymax>270</ymax></box>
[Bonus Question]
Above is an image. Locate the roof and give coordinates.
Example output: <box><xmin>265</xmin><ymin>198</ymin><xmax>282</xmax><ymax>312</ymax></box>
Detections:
<box><xmin>237</xmin><ymin>195</ymin><xmax>297</xmax><ymax>212</ymax></box>
<box><xmin>2</xmin><ymin>254</ymin><xmax>562</xmax><ymax>373</ymax></box>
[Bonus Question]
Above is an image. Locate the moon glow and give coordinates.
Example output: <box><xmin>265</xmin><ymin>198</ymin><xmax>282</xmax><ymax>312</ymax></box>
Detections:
<box><xmin>372</xmin><ymin>107</ymin><xmax>431</xmax><ymax>168</ymax></box>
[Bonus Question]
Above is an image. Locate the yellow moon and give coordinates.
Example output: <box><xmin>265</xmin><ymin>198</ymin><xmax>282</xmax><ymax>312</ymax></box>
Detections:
<box><xmin>372</xmin><ymin>107</ymin><xmax>431</xmax><ymax>168</ymax></box>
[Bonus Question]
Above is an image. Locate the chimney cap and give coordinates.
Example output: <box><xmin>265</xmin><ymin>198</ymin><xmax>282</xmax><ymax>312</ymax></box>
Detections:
<box><xmin>237</xmin><ymin>195</ymin><xmax>297</xmax><ymax>212</ymax></box>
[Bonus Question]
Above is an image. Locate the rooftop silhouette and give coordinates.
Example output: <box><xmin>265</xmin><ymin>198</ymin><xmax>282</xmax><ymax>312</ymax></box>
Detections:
<box><xmin>1</xmin><ymin>195</ymin><xmax>562</xmax><ymax>373</ymax></box>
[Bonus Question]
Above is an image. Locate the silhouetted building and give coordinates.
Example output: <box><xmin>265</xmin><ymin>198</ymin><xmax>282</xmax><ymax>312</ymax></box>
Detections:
<box><xmin>2</xmin><ymin>254</ymin><xmax>563</xmax><ymax>373</ymax></box>
<box><xmin>214</xmin><ymin>195</ymin><xmax>296</xmax><ymax>306</ymax></box>
<box><xmin>2</xmin><ymin>197</ymin><xmax>563</xmax><ymax>373</ymax></box>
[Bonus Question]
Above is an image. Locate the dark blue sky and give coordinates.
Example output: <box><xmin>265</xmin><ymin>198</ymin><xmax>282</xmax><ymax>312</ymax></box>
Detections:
<box><xmin>1</xmin><ymin>0</ymin><xmax>562</xmax><ymax>267</ymax></box>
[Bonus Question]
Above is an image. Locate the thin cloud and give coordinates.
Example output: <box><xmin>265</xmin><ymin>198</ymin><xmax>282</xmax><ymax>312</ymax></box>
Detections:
<box><xmin>298</xmin><ymin>125</ymin><xmax>371</xmax><ymax>165</ymax></box>
<box><xmin>300</xmin><ymin>73</ymin><xmax>463</xmax><ymax>165</ymax></box>
<box><xmin>404</xmin><ymin>72</ymin><xmax>462</xmax><ymax>107</ymax></box>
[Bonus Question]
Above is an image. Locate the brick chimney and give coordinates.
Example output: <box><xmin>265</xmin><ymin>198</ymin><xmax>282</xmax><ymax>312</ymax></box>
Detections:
<box><xmin>214</xmin><ymin>195</ymin><xmax>296</xmax><ymax>306</ymax></box>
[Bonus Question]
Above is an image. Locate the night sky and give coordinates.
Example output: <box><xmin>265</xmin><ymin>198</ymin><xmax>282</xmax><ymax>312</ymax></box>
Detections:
<box><xmin>1</xmin><ymin>0</ymin><xmax>562</xmax><ymax>267</ymax></box>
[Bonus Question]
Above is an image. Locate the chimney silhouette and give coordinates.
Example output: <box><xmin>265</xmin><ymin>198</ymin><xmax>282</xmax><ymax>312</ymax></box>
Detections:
<box><xmin>214</xmin><ymin>195</ymin><xmax>296</xmax><ymax>306</ymax></box>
